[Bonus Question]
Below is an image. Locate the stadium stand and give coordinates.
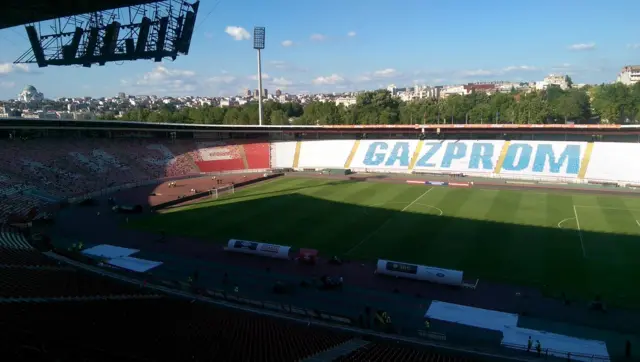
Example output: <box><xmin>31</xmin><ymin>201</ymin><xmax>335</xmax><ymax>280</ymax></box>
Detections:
<box><xmin>243</xmin><ymin>141</ymin><xmax>271</xmax><ymax>169</ymax></box>
<box><xmin>0</xmin><ymin>227</ymin><xmax>356</xmax><ymax>361</ymax></box>
<box><xmin>0</xmin><ymin>226</ymin><xmax>32</xmax><ymax>249</ymax></box>
<box><xmin>0</xmin><ymin>226</ymin><xmax>57</xmax><ymax>266</ymax></box>
<box><xmin>0</xmin><ymin>297</ymin><xmax>355</xmax><ymax>361</ymax></box>
<box><xmin>336</xmin><ymin>342</ymin><xmax>475</xmax><ymax>362</ymax></box>
<box><xmin>0</xmin><ymin>138</ymin><xmax>273</xmax><ymax>221</ymax></box>
<box><xmin>6</xmin><ymin>135</ymin><xmax>640</xmax><ymax>222</ymax></box>
<box><xmin>274</xmin><ymin>139</ymin><xmax>617</xmax><ymax>182</ymax></box>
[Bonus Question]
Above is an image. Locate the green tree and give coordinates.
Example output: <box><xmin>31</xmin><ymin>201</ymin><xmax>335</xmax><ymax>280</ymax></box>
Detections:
<box><xmin>270</xmin><ymin>110</ymin><xmax>289</xmax><ymax>125</ymax></box>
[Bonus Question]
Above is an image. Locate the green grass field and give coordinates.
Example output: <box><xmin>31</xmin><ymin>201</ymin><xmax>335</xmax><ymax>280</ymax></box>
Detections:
<box><xmin>128</xmin><ymin>176</ymin><xmax>640</xmax><ymax>308</ymax></box>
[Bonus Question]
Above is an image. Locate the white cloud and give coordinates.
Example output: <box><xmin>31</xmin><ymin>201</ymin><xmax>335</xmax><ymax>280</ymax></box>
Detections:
<box><xmin>568</xmin><ymin>43</ymin><xmax>596</xmax><ymax>51</ymax></box>
<box><xmin>460</xmin><ymin>69</ymin><xmax>495</xmax><ymax>77</ymax></box>
<box><xmin>0</xmin><ymin>81</ymin><xmax>15</xmax><ymax>88</ymax></box>
<box><xmin>312</xmin><ymin>74</ymin><xmax>344</xmax><ymax>85</ymax></box>
<box><xmin>0</xmin><ymin>63</ymin><xmax>30</xmax><ymax>75</ymax></box>
<box><xmin>224</xmin><ymin>26</ymin><xmax>250</xmax><ymax>41</ymax></box>
<box><xmin>372</xmin><ymin>68</ymin><xmax>398</xmax><ymax>78</ymax></box>
<box><xmin>628</xmin><ymin>44</ymin><xmax>640</xmax><ymax>49</ymax></box>
<box><xmin>353</xmin><ymin>68</ymin><xmax>402</xmax><ymax>83</ymax></box>
<box><xmin>502</xmin><ymin>65</ymin><xmax>538</xmax><ymax>72</ymax></box>
<box><xmin>248</xmin><ymin>73</ymin><xmax>270</xmax><ymax>81</ymax></box>
<box><xmin>131</xmin><ymin>65</ymin><xmax>198</xmax><ymax>94</ymax></box>
<box><xmin>310</xmin><ymin>33</ymin><xmax>326</xmax><ymax>41</ymax></box>
<box><xmin>271</xmin><ymin>77</ymin><xmax>294</xmax><ymax>87</ymax></box>
<box><xmin>459</xmin><ymin>65</ymin><xmax>538</xmax><ymax>78</ymax></box>
<box><xmin>208</xmin><ymin>75</ymin><xmax>237</xmax><ymax>84</ymax></box>
<box><xmin>552</xmin><ymin>63</ymin><xmax>573</xmax><ymax>71</ymax></box>
<box><xmin>269</xmin><ymin>60</ymin><xmax>308</xmax><ymax>73</ymax></box>
<box><xmin>347</xmin><ymin>31</ymin><xmax>356</xmax><ymax>37</ymax></box>
<box><xmin>281</xmin><ymin>40</ymin><xmax>294</xmax><ymax>47</ymax></box>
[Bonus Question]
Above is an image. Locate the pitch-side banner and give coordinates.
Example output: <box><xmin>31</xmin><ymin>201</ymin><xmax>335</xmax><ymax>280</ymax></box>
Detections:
<box><xmin>227</xmin><ymin>239</ymin><xmax>290</xmax><ymax>259</ymax></box>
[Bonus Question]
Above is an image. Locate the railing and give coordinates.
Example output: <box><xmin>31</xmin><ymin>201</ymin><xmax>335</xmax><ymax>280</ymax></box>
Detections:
<box><xmin>501</xmin><ymin>342</ymin><xmax>610</xmax><ymax>361</ymax></box>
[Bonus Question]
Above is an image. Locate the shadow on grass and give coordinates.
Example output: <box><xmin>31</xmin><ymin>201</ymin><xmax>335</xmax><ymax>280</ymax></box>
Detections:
<box><xmin>128</xmin><ymin>192</ymin><xmax>640</xmax><ymax>335</ymax></box>
<box><xmin>146</xmin><ymin>179</ymin><xmax>364</xmax><ymax>210</ymax></box>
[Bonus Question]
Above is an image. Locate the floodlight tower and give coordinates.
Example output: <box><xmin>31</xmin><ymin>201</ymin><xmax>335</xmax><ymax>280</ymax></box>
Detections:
<box><xmin>253</xmin><ymin>27</ymin><xmax>266</xmax><ymax>126</ymax></box>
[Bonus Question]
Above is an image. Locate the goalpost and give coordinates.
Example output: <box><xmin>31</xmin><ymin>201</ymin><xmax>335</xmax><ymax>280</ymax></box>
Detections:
<box><xmin>210</xmin><ymin>184</ymin><xmax>235</xmax><ymax>199</ymax></box>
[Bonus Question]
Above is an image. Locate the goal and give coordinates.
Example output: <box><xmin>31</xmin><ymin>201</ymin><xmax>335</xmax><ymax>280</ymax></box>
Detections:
<box><xmin>210</xmin><ymin>184</ymin><xmax>235</xmax><ymax>199</ymax></box>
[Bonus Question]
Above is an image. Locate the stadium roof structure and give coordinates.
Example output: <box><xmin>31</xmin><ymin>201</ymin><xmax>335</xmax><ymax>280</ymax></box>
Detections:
<box><xmin>1</xmin><ymin>0</ymin><xmax>159</xmax><ymax>29</ymax></box>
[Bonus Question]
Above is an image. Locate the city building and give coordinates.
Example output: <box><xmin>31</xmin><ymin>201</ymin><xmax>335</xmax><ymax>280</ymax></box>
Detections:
<box><xmin>617</xmin><ymin>66</ymin><xmax>640</xmax><ymax>85</ymax></box>
<box><xmin>536</xmin><ymin>74</ymin><xmax>569</xmax><ymax>90</ymax></box>
<box><xmin>18</xmin><ymin>85</ymin><xmax>44</xmax><ymax>102</ymax></box>
<box><xmin>335</xmin><ymin>97</ymin><xmax>356</xmax><ymax>107</ymax></box>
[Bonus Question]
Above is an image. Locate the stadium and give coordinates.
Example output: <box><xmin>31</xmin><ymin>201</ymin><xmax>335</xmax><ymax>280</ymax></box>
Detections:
<box><xmin>2</xmin><ymin>118</ymin><xmax>640</xmax><ymax>361</ymax></box>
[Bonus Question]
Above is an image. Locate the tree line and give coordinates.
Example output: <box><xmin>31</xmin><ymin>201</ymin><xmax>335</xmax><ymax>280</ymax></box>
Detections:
<box><xmin>105</xmin><ymin>82</ymin><xmax>640</xmax><ymax>126</ymax></box>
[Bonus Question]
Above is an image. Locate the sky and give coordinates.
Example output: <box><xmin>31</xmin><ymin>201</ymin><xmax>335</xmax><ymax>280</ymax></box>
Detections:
<box><xmin>0</xmin><ymin>0</ymin><xmax>639</xmax><ymax>99</ymax></box>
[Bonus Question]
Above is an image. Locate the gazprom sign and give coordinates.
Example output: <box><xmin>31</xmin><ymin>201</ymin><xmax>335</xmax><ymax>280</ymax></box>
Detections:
<box><xmin>354</xmin><ymin>140</ymin><xmax>584</xmax><ymax>176</ymax></box>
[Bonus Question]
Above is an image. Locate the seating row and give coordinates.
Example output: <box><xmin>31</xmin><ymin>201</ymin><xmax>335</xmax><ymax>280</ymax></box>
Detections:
<box><xmin>0</xmin><ymin>139</ymin><xmax>271</xmax><ymax>221</ymax></box>
<box><xmin>0</xmin><ymin>298</ymin><xmax>351</xmax><ymax>362</ymax></box>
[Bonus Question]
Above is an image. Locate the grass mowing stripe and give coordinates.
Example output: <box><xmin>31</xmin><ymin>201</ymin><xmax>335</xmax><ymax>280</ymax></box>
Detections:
<box><xmin>573</xmin><ymin>205</ymin><xmax>586</xmax><ymax>258</ymax></box>
<box><xmin>344</xmin><ymin>187</ymin><xmax>433</xmax><ymax>255</ymax></box>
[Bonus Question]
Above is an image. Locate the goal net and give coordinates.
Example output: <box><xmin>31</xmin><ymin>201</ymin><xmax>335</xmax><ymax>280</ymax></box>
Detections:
<box><xmin>211</xmin><ymin>184</ymin><xmax>235</xmax><ymax>199</ymax></box>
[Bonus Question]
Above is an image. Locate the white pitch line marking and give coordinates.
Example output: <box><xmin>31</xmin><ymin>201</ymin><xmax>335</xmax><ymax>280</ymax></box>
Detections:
<box><xmin>636</xmin><ymin>220</ymin><xmax>640</xmax><ymax>228</ymax></box>
<box><xmin>573</xmin><ymin>205</ymin><xmax>587</xmax><ymax>258</ymax></box>
<box><xmin>574</xmin><ymin>205</ymin><xmax>640</xmax><ymax>212</ymax></box>
<box><xmin>557</xmin><ymin>217</ymin><xmax>575</xmax><ymax>229</ymax></box>
<box><xmin>401</xmin><ymin>188</ymin><xmax>434</xmax><ymax>212</ymax></box>
<box><xmin>345</xmin><ymin>188</ymin><xmax>434</xmax><ymax>255</ymax></box>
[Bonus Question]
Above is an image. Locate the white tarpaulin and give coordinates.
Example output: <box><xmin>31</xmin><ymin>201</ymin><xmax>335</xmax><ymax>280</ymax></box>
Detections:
<box><xmin>424</xmin><ymin>301</ymin><xmax>609</xmax><ymax>361</ymax></box>
<box><xmin>425</xmin><ymin>301</ymin><xmax>518</xmax><ymax>331</ymax></box>
<box><xmin>82</xmin><ymin>244</ymin><xmax>139</xmax><ymax>258</ymax></box>
<box><xmin>107</xmin><ymin>256</ymin><xmax>163</xmax><ymax>272</ymax></box>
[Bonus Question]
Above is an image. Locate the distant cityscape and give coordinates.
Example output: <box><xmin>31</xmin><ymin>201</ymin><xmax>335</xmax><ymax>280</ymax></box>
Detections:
<box><xmin>1</xmin><ymin>65</ymin><xmax>639</xmax><ymax>121</ymax></box>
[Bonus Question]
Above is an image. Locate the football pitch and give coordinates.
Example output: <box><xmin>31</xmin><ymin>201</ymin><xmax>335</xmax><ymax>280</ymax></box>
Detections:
<box><xmin>128</xmin><ymin>176</ymin><xmax>640</xmax><ymax>308</ymax></box>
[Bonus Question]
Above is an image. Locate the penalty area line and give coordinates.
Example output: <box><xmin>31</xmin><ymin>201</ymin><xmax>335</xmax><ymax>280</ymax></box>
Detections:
<box><xmin>345</xmin><ymin>187</ymin><xmax>434</xmax><ymax>256</ymax></box>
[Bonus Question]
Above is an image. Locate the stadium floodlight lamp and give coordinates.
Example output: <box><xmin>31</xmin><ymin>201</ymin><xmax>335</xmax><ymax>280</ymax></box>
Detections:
<box><xmin>253</xmin><ymin>27</ymin><xmax>265</xmax><ymax>50</ymax></box>
<box><xmin>253</xmin><ymin>27</ymin><xmax>266</xmax><ymax>125</ymax></box>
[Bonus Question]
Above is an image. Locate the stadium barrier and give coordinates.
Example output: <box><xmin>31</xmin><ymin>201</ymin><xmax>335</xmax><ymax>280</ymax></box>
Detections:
<box><xmin>67</xmin><ymin>170</ymin><xmax>274</xmax><ymax>205</ymax></box>
<box><xmin>375</xmin><ymin>259</ymin><xmax>464</xmax><ymax>287</ymax></box>
<box><xmin>67</xmin><ymin>173</ymin><xmax>204</xmax><ymax>204</ymax></box>
<box><xmin>150</xmin><ymin>189</ymin><xmax>213</xmax><ymax>210</ymax></box>
<box><xmin>321</xmin><ymin>168</ymin><xmax>352</xmax><ymax>176</ymax></box>
<box><xmin>406</xmin><ymin>180</ymin><xmax>473</xmax><ymax>188</ymax></box>
<box><xmin>225</xmin><ymin>239</ymin><xmax>291</xmax><ymax>259</ymax></box>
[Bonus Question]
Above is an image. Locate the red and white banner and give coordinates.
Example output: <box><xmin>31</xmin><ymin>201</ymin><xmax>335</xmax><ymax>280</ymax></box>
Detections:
<box><xmin>196</xmin><ymin>143</ymin><xmax>241</xmax><ymax>161</ymax></box>
<box><xmin>448</xmin><ymin>182</ymin><xmax>471</xmax><ymax>188</ymax></box>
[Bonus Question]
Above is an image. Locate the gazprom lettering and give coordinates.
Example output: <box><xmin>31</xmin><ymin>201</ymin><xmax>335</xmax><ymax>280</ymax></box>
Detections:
<box><xmin>360</xmin><ymin>141</ymin><xmax>582</xmax><ymax>175</ymax></box>
<box><xmin>363</xmin><ymin>141</ymin><xmax>412</xmax><ymax>167</ymax></box>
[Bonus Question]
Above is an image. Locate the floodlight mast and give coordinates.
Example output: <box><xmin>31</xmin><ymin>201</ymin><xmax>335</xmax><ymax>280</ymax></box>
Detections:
<box><xmin>253</xmin><ymin>27</ymin><xmax>265</xmax><ymax>126</ymax></box>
